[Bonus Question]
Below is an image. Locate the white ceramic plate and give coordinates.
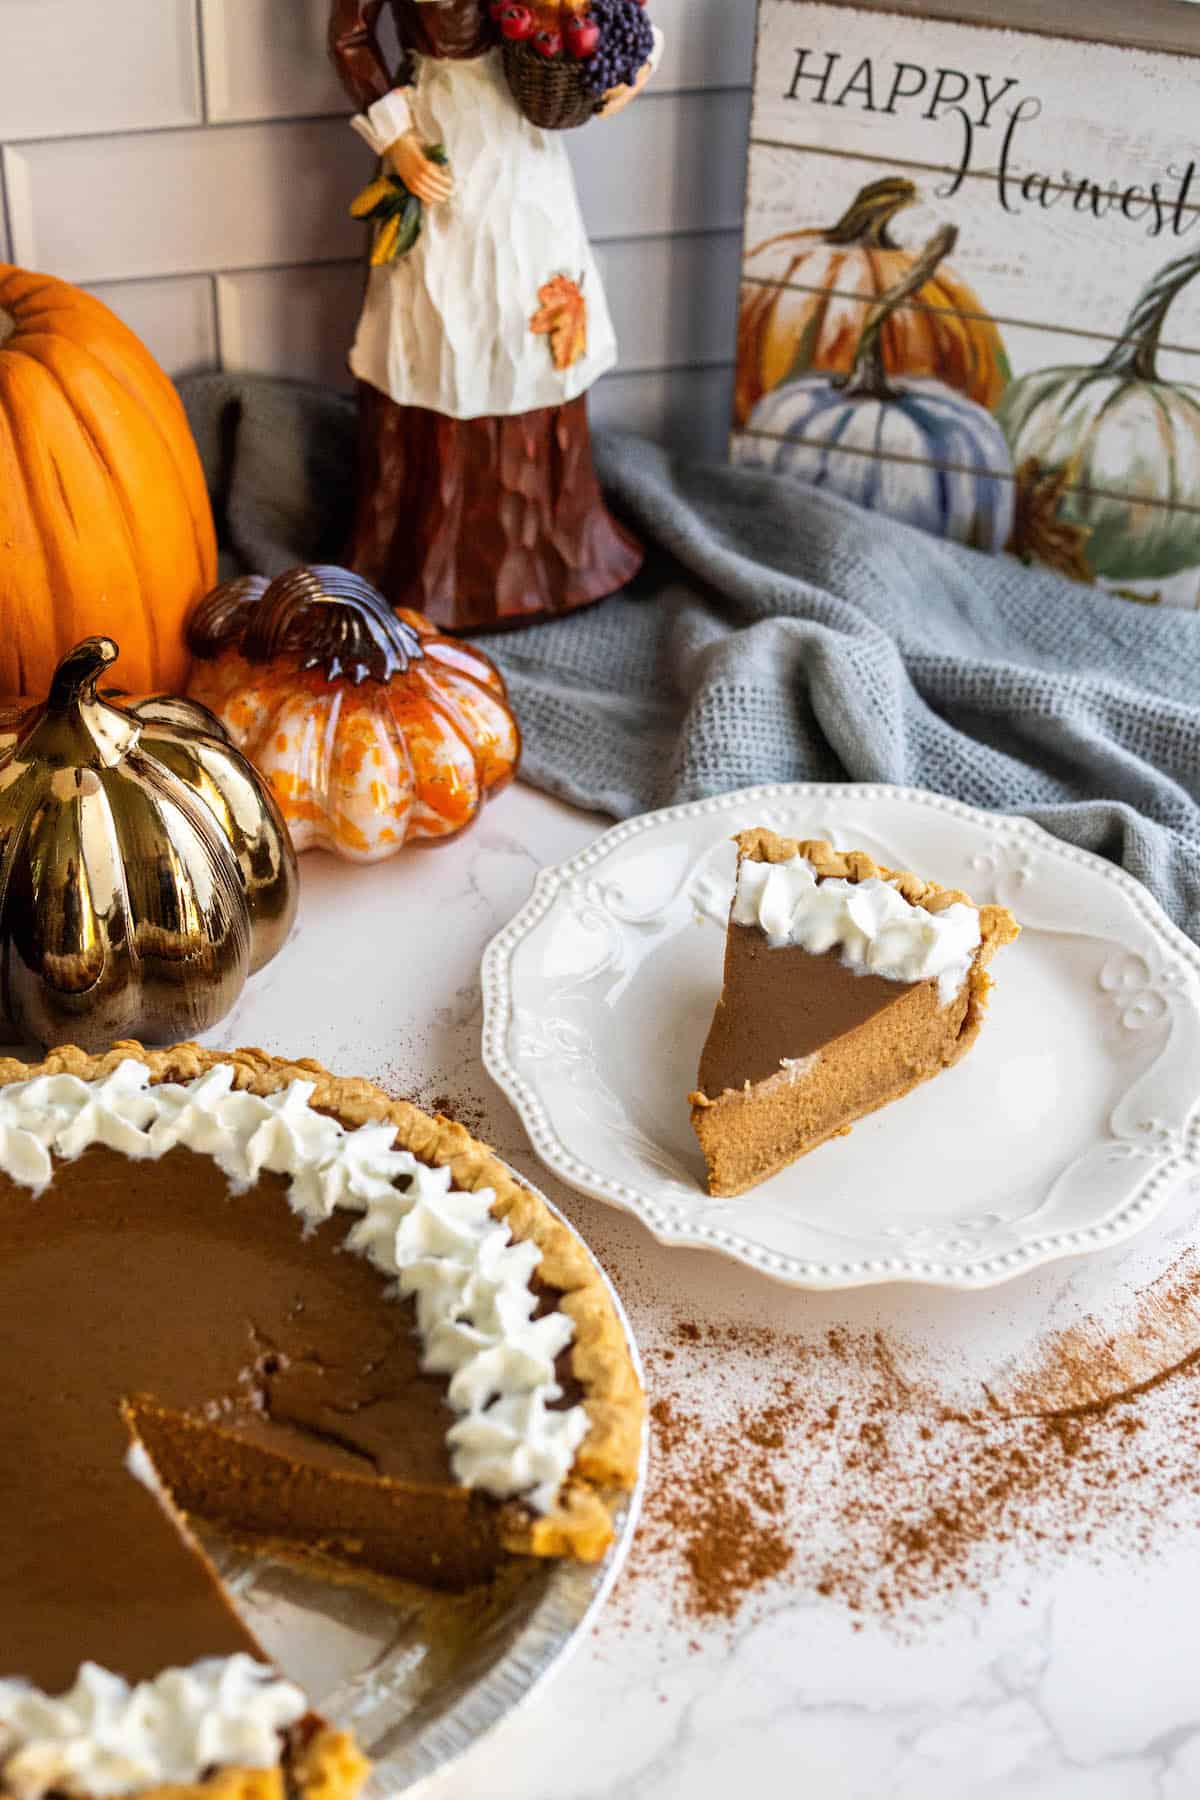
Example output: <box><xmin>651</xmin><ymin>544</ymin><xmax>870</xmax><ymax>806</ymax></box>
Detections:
<box><xmin>481</xmin><ymin>784</ymin><xmax>1200</xmax><ymax>1291</ymax></box>
<box><xmin>208</xmin><ymin>1168</ymin><xmax>646</xmax><ymax>1794</ymax></box>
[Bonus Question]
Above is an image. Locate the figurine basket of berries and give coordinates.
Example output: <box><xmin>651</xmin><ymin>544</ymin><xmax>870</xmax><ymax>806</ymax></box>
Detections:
<box><xmin>495</xmin><ymin>0</ymin><xmax>654</xmax><ymax>132</ymax></box>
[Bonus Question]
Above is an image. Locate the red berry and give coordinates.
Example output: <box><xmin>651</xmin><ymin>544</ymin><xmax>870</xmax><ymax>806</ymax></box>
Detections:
<box><xmin>531</xmin><ymin>26</ymin><xmax>562</xmax><ymax>57</ymax></box>
<box><xmin>499</xmin><ymin>3</ymin><xmax>534</xmax><ymax>38</ymax></box>
<box><xmin>488</xmin><ymin>0</ymin><xmax>506</xmax><ymax>16</ymax></box>
<box><xmin>564</xmin><ymin>14</ymin><xmax>600</xmax><ymax>57</ymax></box>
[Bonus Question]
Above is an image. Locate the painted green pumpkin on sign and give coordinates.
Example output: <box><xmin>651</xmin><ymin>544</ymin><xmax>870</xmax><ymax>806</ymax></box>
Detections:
<box><xmin>998</xmin><ymin>249</ymin><xmax>1200</xmax><ymax>584</ymax></box>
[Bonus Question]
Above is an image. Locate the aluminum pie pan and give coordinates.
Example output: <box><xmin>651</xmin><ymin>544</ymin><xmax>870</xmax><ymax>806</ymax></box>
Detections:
<box><xmin>206</xmin><ymin>1162</ymin><xmax>646</xmax><ymax>1795</ymax></box>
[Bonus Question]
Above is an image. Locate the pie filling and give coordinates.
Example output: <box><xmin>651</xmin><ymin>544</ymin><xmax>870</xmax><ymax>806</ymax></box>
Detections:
<box><xmin>729</xmin><ymin>850</ymin><xmax>982</xmax><ymax>1005</ymax></box>
<box><xmin>691</xmin><ymin>834</ymin><xmax>1019</xmax><ymax>1197</ymax></box>
<box><xmin>0</xmin><ymin>1060</ymin><xmax>600</xmax><ymax>1797</ymax></box>
<box><xmin>697</xmin><ymin>933</ymin><xmax>924</xmax><ymax>1100</ymax></box>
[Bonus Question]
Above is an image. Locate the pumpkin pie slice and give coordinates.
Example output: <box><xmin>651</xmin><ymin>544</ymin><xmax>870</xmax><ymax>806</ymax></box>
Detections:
<box><xmin>0</xmin><ymin>1044</ymin><xmax>642</xmax><ymax>1800</ymax></box>
<box><xmin>690</xmin><ymin>831</ymin><xmax>1020</xmax><ymax>1196</ymax></box>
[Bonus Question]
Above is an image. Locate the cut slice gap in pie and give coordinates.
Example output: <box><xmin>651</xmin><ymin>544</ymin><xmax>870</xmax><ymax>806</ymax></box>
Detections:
<box><xmin>690</xmin><ymin>830</ymin><xmax>1021</xmax><ymax>1197</ymax></box>
<box><xmin>0</xmin><ymin>1044</ymin><xmax>643</xmax><ymax>1800</ymax></box>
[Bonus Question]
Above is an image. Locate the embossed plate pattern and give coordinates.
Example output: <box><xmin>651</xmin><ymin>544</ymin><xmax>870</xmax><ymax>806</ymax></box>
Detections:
<box><xmin>481</xmin><ymin>785</ymin><xmax>1200</xmax><ymax>1291</ymax></box>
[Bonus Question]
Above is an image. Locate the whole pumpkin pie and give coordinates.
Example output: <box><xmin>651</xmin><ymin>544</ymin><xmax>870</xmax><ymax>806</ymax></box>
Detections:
<box><xmin>0</xmin><ymin>1043</ymin><xmax>642</xmax><ymax>1800</ymax></box>
<box><xmin>690</xmin><ymin>831</ymin><xmax>1020</xmax><ymax>1196</ymax></box>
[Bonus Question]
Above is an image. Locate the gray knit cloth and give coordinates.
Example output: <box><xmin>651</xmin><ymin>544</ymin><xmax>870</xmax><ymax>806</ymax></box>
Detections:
<box><xmin>179</xmin><ymin>373</ymin><xmax>1200</xmax><ymax>941</ymax></box>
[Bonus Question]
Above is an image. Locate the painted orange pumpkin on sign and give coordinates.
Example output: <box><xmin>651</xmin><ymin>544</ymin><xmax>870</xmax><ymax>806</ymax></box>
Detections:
<box><xmin>735</xmin><ymin>177</ymin><xmax>1012</xmax><ymax>428</ymax></box>
<box><xmin>734</xmin><ymin>0</ymin><xmax>1200</xmax><ymax>605</ymax></box>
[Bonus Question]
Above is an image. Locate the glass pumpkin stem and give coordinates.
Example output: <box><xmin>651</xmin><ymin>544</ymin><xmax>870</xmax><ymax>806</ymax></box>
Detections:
<box><xmin>823</xmin><ymin>176</ymin><xmax>920</xmax><ymax>250</ymax></box>
<box><xmin>1100</xmin><ymin>248</ymin><xmax>1200</xmax><ymax>382</ymax></box>
<box><xmin>839</xmin><ymin>224</ymin><xmax>958</xmax><ymax>401</ymax></box>
<box><xmin>190</xmin><ymin>566</ymin><xmax>425</xmax><ymax>686</ymax></box>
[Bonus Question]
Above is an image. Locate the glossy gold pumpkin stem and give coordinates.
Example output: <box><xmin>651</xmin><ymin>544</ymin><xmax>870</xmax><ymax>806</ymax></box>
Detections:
<box><xmin>46</xmin><ymin>636</ymin><xmax>119</xmax><ymax>710</ymax></box>
<box><xmin>34</xmin><ymin>636</ymin><xmax>137</xmax><ymax>771</ymax></box>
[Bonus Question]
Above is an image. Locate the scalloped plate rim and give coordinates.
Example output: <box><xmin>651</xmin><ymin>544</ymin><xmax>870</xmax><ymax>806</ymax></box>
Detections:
<box><xmin>480</xmin><ymin>783</ymin><xmax>1200</xmax><ymax>1293</ymax></box>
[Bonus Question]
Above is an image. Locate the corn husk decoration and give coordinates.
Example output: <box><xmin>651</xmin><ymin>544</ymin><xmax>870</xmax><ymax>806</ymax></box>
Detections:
<box><xmin>350</xmin><ymin>145</ymin><xmax>450</xmax><ymax>265</ymax></box>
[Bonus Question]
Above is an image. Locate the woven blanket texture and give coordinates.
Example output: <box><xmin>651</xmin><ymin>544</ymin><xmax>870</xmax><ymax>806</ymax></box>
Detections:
<box><xmin>178</xmin><ymin>372</ymin><xmax>1200</xmax><ymax>941</ymax></box>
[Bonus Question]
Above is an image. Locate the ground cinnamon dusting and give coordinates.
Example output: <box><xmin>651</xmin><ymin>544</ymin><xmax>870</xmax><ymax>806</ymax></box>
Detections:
<box><xmin>644</xmin><ymin>1390</ymin><xmax>794</xmax><ymax>1619</ymax></box>
<box><xmin>427</xmin><ymin>1091</ymin><xmax>489</xmax><ymax>1137</ymax></box>
<box><xmin>618</xmin><ymin>1255</ymin><xmax>1200</xmax><ymax>1633</ymax></box>
<box><xmin>372</xmin><ymin>1059</ymin><xmax>491</xmax><ymax>1139</ymax></box>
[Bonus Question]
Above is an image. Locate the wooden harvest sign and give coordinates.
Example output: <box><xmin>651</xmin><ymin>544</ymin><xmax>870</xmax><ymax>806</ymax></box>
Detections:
<box><xmin>731</xmin><ymin>0</ymin><xmax>1200</xmax><ymax>605</ymax></box>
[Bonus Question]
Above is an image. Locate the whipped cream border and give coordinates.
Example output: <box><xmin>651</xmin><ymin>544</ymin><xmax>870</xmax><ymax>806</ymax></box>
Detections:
<box><xmin>0</xmin><ymin>1659</ymin><xmax>307</xmax><ymax>1800</ymax></box>
<box><xmin>0</xmin><ymin>1059</ymin><xmax>588</xmax><ymax>1512</ymax></box>
<box><xmin>0</xmin><ymin>1059</ymin><xmax>595</xmax><ymax>1796</ymax></box>
<box><xmin>733</xmin><ymin>853</ymin><xmax>982</xmax><ymax>1007</ymax></box>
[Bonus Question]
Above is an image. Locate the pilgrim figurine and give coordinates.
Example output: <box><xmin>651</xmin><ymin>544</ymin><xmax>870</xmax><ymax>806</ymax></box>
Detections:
<box><xmin>329</xmin><ymin>0</ymin><xmax>662</xmax><ymax>631</ymax></box>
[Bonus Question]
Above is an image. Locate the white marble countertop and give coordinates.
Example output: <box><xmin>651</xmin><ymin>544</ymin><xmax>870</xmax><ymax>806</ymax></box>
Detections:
<box><xmin>206</xmin><ymin>782</ymin><xmax>1200</xmax><ymax>1800</ymax></box>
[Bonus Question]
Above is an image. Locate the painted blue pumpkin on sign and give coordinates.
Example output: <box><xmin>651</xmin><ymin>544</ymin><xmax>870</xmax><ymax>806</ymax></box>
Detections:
<box><xmin>736</xmin><ymin>226</ymin><xmax>1016</xmax><ymax>554</ymax></box>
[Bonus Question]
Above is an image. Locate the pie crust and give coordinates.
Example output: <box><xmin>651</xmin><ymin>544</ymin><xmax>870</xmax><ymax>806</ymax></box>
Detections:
<box><xmin>0</xmin><ymin>1040</ymin><xmax>644</xmax><ymax>1800</ymax></box>
<box><xmin>690</xmin><ymin>831</ymin><xmax>1021</xmax><ymax>1196</ymax></box>
<box><xmin>728</xmin><ymin>829</ymin><xmax>1010</xmax><ymax>920</ymax></box>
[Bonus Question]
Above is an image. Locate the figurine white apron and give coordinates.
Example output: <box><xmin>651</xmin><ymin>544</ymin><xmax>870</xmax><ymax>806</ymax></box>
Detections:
<box><xmin>349</xmin><ymin>47</ymin><xmax>618</xmax><ymax>418</ymax></box>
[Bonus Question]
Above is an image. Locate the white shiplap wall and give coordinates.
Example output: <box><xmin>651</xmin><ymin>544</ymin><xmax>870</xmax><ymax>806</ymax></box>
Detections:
<box><xmin>0</xmin><ymin>0</ymin><xmax>753</xmax><ymax>457</ymax></box>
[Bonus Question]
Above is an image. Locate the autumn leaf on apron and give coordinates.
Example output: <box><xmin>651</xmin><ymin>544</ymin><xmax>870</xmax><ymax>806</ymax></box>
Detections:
<box><xmin>530</xmin><ymin>274</ymin><xmax>589</xmax><ymax>370</ymax></box>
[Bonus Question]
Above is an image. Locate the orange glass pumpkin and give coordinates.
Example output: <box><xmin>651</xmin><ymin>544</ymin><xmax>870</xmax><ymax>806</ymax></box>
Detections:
<box><xmin>186</xmin><ymin>566</ymin><xmax>520</xmax><ymax>861</ymax></box>
<box><xmin>0</xmin><ymin>264</ymin><xmax>216</xmax><ymax>696</ymax></box>
<box><xmin>735</xmin><ymin>177</ymin><xmax>1011</xmax><ymax>427</ymax></box>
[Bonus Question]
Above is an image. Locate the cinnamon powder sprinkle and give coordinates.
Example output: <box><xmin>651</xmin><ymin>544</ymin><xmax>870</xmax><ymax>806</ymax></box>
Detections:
<box><xmin>643</xmin><ymin>1390</ymin><xmax>794</xmax><ymax>1619</ymax></box>
<box><xmin>619</xmin><ymin>1257</ymin><xmax>1200</xmax><ymax>1632</ymax></box>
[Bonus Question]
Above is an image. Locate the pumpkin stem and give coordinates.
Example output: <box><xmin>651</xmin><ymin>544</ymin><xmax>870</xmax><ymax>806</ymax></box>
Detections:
<box><xmin>47</xmin><ymin>638</ymin><xmax>120</xmax><ymax>711</ymax></box>
<box><xmin>0</xmin><ymin>308</ymin><xmax>14</xmax><ymax>350</ymax></box>
<box><xmin>190</xmin><ymin>566</ymin><xmax>424</xmax><ymax>684</ymax></box>
<box><xmin>187</xmin><ymin>576</ymin><xmax>271</xmax><ymax>658</ymax></box>
<box><xmin>29</xmin><ymin>637</ymin><xmax>137</xmax><ymax>770</ymax></box>
<box><xmin>823</xmin><ymin>177</ymin><xmax>919</xmax><ymax>250</ymax></box>
<box><xmin>1101</xmin><ymin>248</ymin><xmax>1200</xmax><ymax>382</ymax></box>
<box><xmin>839</xmin><ymin>224</ymin><xmax>958</xmax><ymax>401</ymax></box>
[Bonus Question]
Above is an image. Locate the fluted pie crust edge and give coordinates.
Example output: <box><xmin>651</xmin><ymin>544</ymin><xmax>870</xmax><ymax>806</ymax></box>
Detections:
<box><xmin>730</xmin><ymin>829</ymin><xmax>1020</xmax><ymax>943</ymax></box>
<box><xmin>0</xmin><ymin>1043</ymin><xmax>643</xmax><ymax>1800</ymax></box>
<box><xmin>688</xmin><ymin>832</ymin><xmax>1022</xmax><ymax>1195</ymax></box>
<box><xmin>692</xmin><ymin>833</ymin><xmax>1023</xmax><ymax>1098</ymax></box>
<box><xmin>0</xmin><ymin>1040</ymin><xmax>644</xmax><ymax>1562</ymax></box>
<box><xmin>0</xmin><ymin>1725</ymin><xmax>369</xmax><ymax>1800</ymax></box>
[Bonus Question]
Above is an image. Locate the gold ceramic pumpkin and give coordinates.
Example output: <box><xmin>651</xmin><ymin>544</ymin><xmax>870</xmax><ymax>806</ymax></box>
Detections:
<box><xmin>186</xmin><ymin>566</ymin><xmax>521</xmax><ymax>862</ymax></box>
<box><xmin>0</xmin><ymin>637</ymin><xmax>297</xmax><ymax>1051</ymax></box>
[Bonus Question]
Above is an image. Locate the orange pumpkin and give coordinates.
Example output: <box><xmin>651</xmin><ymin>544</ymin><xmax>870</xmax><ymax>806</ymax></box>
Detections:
<box><xmin>0</xmin><ymin>265</ymin><xmax>216</xmax><ymax>696</ymax></box>
<box><xmin>735</xmin><ymin>177</ymin><xmax>1011</xmax><ymax>426</ymax></box>
<box><xmin>186</xmin><ymin>565</ymin><xmax>521</xmax><ymax>861</ymax></box>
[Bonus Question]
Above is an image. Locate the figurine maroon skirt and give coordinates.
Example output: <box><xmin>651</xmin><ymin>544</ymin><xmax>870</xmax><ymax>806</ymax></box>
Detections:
<box><xmin>345</xmin><ymin>385</ymin><xmax>641</xmax><ymax>632</ymax></box>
